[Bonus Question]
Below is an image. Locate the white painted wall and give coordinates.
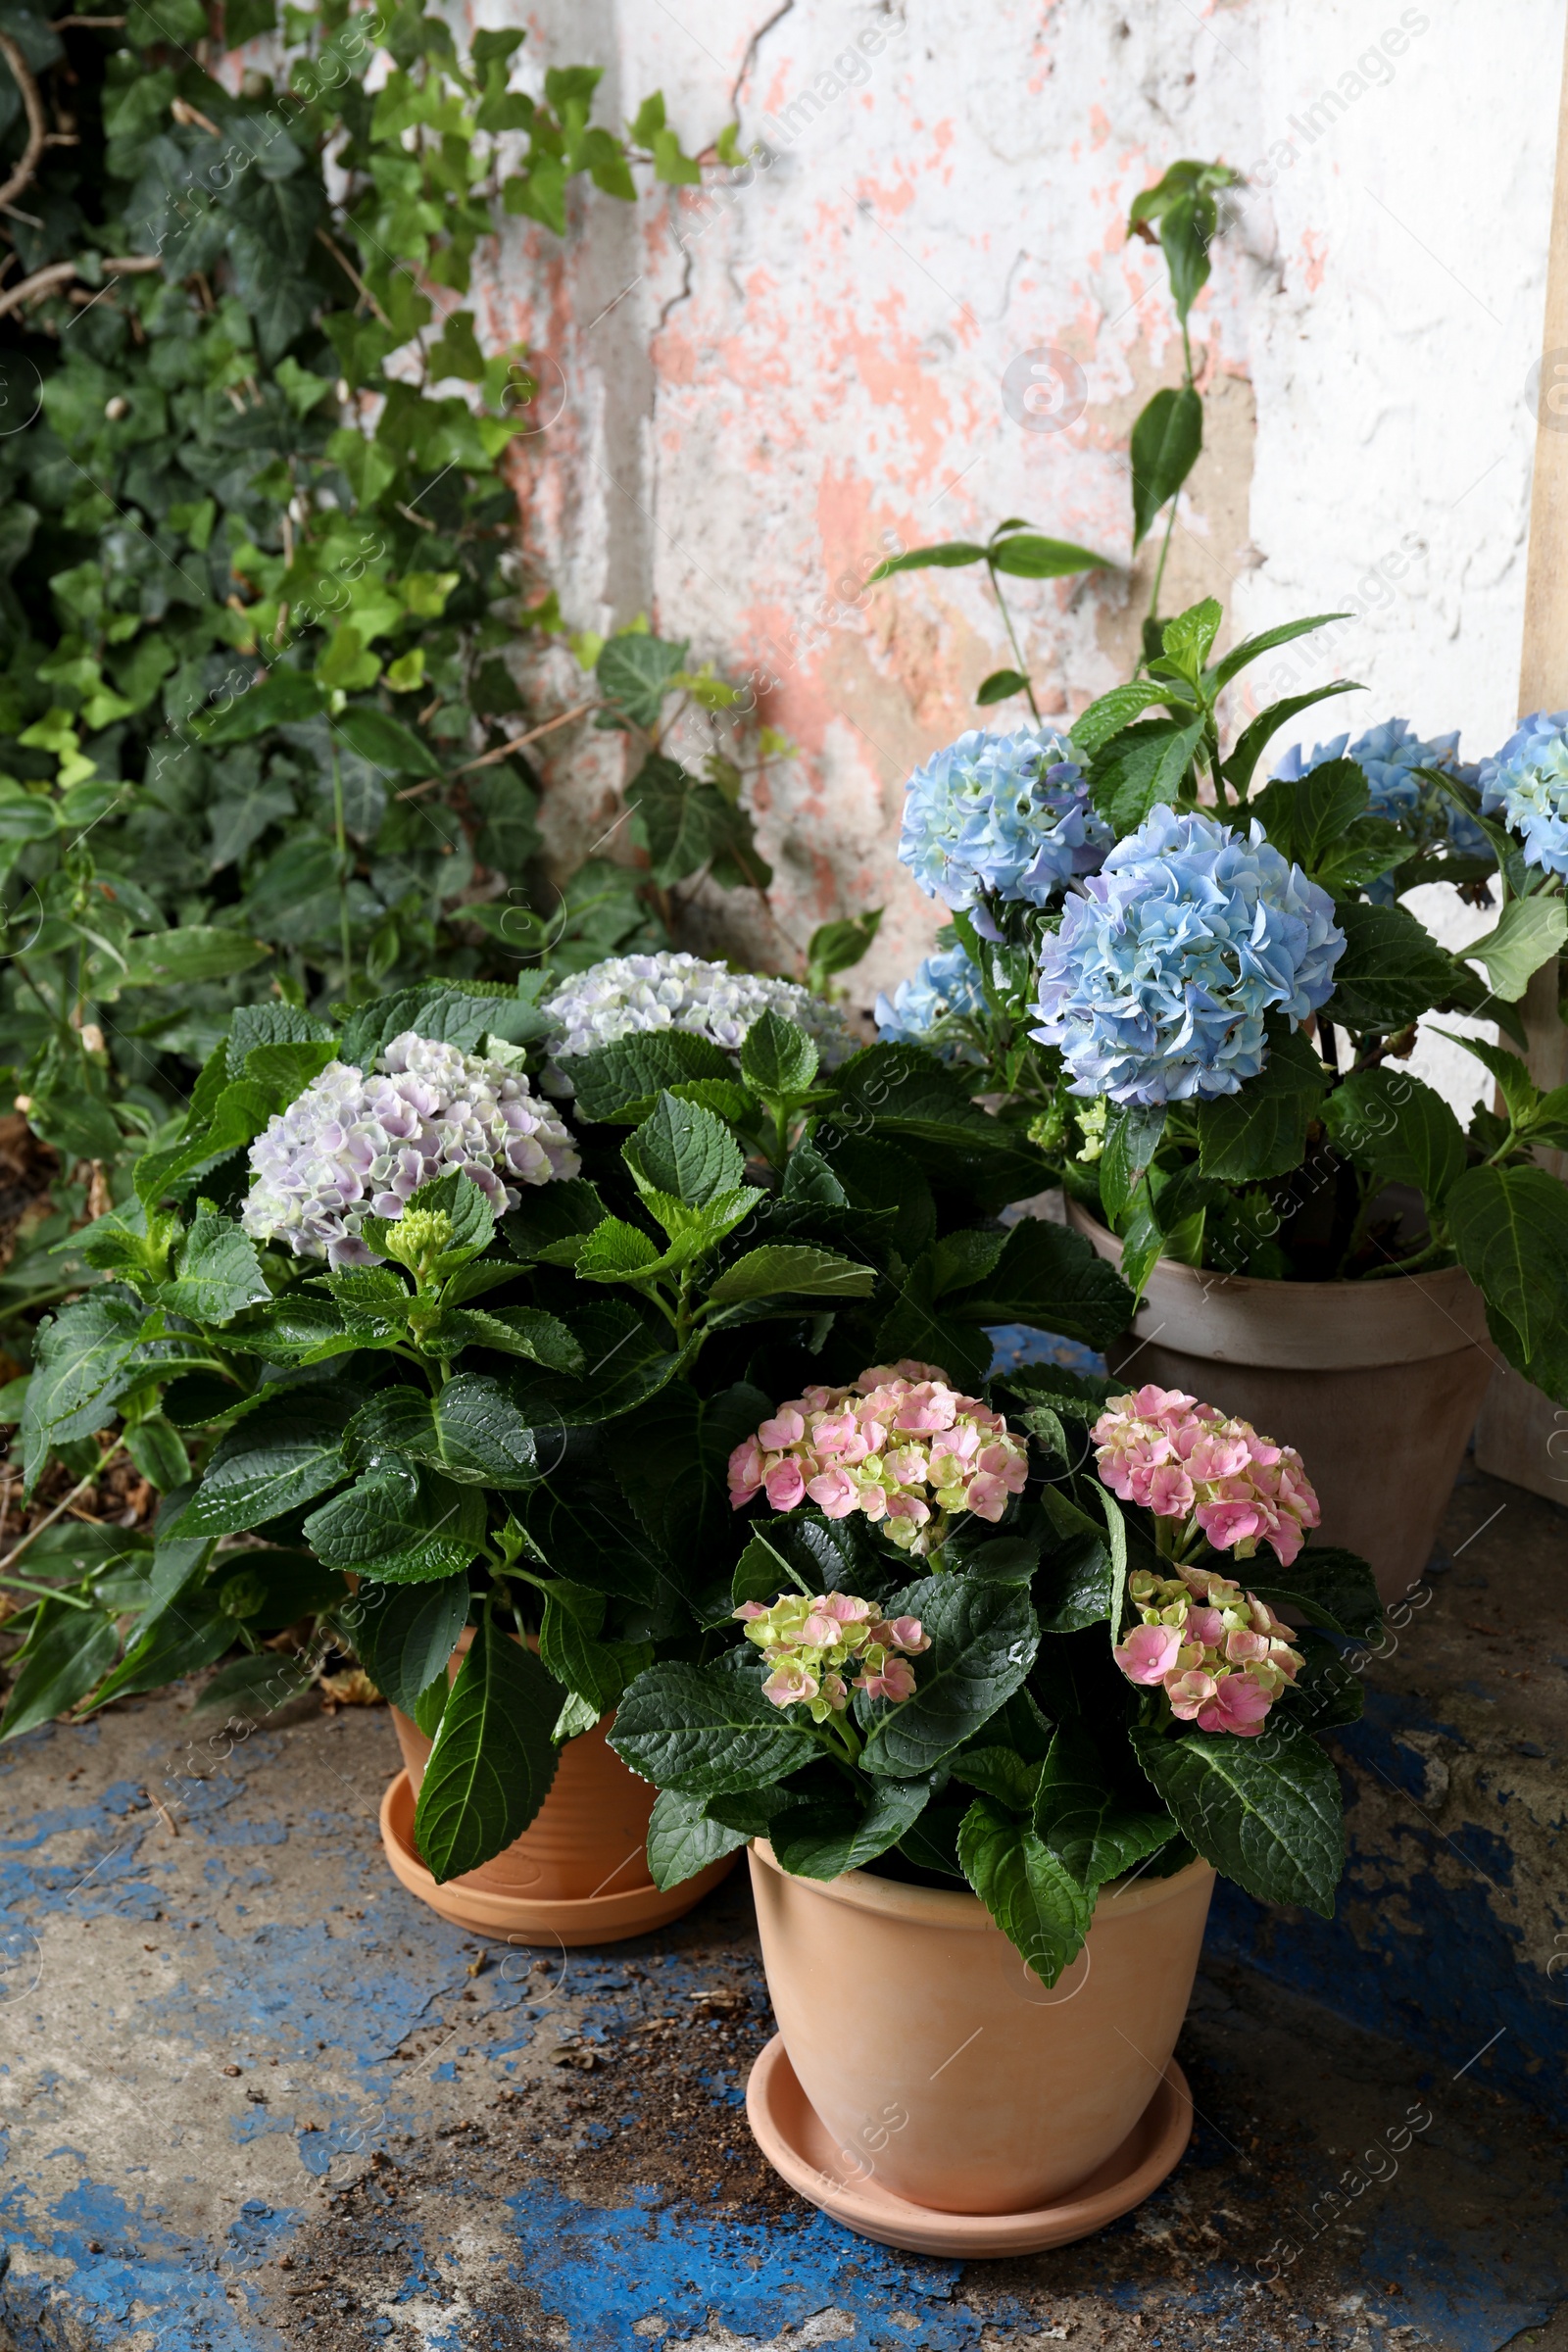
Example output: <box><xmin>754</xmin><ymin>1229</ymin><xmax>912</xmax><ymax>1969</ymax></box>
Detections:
<box><xmin>474</xmin><ymin>0</ymin><xmax>1566</xmax><ymax>1112</ymax></box>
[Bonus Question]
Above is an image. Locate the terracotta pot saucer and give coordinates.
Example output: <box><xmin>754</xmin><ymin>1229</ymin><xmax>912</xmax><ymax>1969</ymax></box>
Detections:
<box><xmin>745</xmin><ymin>2034</ymin><xmax>1193</xmax><ymax>2257</ymax></box>
<box><xmin>378</xmin><ymin>1769</ymin><xmax>735</xmax><ymax>1946</ymax></box>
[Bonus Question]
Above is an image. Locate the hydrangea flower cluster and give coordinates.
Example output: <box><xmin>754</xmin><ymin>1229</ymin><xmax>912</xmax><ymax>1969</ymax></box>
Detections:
<box><xmin>242</xmin><ymin>1030</ymin><xmax>578</xmax><ymax>1269</ymax></box>
<box><xmin>541</xmin><ymin>952</ymin><xmax>857</xmax><ymax>1065</ymax></box>
<box><xmin>1112</xmin><ymin>1564</ymin><xmax>1304</xmax><ymax>1738</ymax></box>
<box><xmin>734</xmin><ymin>1590</ymin><xmax>931</xmax><ymax>1720</ymax></box>
<box><xmin>874</xmin><ymin>944</ymin><xmax>986</xmax><ymax>1061</ymax></box>
<box><xmin>1275</xmin><ymin>718</ymin><xmax>1491</xmax><ymax>869</ymax></box>
<box><xmin>898</xmin><ymin>726</ymin><xmax>1111</xmax><ymax>925</ymax></box>
<box><xmin>1091</xmin><ymin>1384</ymin><xmax>1321</xmax><ymax>1567</ymax></box>
<box><xmin>1031</xmin><ymin>806</ymin><xmax>1344</xmax><ymax>1105</ymax></box>
<box><xmin>1477</xmin><ymin>710</ymin><xmax>1568</xmax><ymax>878</ymax></box>
<box><xmin>727</xmin><ymin>1360</ymin><xmax>1030</xmax><ymax>1553</ymax></box>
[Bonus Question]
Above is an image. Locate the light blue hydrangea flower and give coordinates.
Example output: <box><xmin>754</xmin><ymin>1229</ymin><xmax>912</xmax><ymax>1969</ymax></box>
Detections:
<box><xmin>1031</xmin><ymin>806</ymin><xmax>1345</xmax><ymax>1106</ymax></box>
<box><xmin>898</xmin><ymin>726</ymin><xmax>1111</xmax><ymax>925</ymax></box>
<box><xmin>1477</xmin><ymin>710</ymin><xmax>1568</xmax><ymax>878</ymax></box>
<box><xmin>875</xmin><ymin>945</ymin><xmax>987</xmax><ymax>1062</ymax></box>
<box><xmin>1274</xmin><ymin>718</ymin><xmax>1487</xmax><ymax>875</ymax></box>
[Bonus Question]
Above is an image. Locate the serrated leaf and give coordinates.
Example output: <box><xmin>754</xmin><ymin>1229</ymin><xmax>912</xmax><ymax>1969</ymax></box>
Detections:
<box><xmin>1223</xmin><ymin>681</ymin><xmax>1362</xmax><ymax>794</ymax></box>
<box><xmin>1099</xmin><ymin>1103</ymin><xmax>1167</xmax><ymax>1227</ymax></box>
<box><xmin>1328</xmin><ymin>902</ymin><xmax>1456</xmax><ymax>1033</ymax></box>
<box><xmin>0</xmin><ymin>1602</ymin><xmax>120</xmax><ymax>1740</ymax></box>
<box><xmin>1461</xmin><ymin>895</ymin><xmax>1568</xmax><ymax>1003</ymax></box>
<box><xmin>739</xmin><ymin>1009</ymin><xmax>818</xmax><ymax>1099</ymax></box>
<box><xmin>21</xmin><ymin>1291</ymin><xmax>143</xmax><ymax>1494</ymax></box>
<box><xmin>560</xmin><ymin>1031</ymin><xmax>734</xmax><ymax>1123</ymax></box>
<box><xmin>1244</xmin><ymin>1544</ymin><xmax>1382</xmax><ymax>1640</ymax></box>
<box><xmin>414</xmin><ymin>1615</ymin><xmax>562</xmax><ymax>1882</ymax></box>
<box><xmin>1130</xmin><ymin>1723</ymin><xmax>1343</xmax><ymax>1917</ymax></box>
<box><xmin>608</xmin><ymin>1660</ymin><xmax>820</xmax><ymax>1796</ymax></box>
<box><xmin>1088</xmin><ymin>715</ymin><xmax>1205</xmax><ymax>833</ymax></box>
<box><xmin>768</xmin><ymin>1778</ymin><xmax>934</xmax><ymax>1879</ymax></box>
<box><xmin>956</xmin><ymin>1794</ymin><xmax>1094</xmax><ymax>1984</ymax></box>
<box><xmin>646</xmin><ymin>1789</ymin><xmax>749</xmax><ymax>1888</ymax></box>
<box><xmin>349</xmin><ymin>1572</ymin><xmax>469</xmax><ymax>1714</ymax></box>
<box><xmin>1032</xmin><ymin>1726</ymin><xmax>1177</xmax><ymax>1888</ymax></box>
<box><xmin>1195</xmin><ymin>1022</ymin><xmax>1328</xmax><ymax>1182</ymax></box>
<box><xmin>1069</xmin><ymin>680</ymin><xmax>1173</xmax><ymax>759</ymax></box>
<box><xmin>858</xmin><ymin>1576</ymin><xmax>1037</xmax><ymax>1777</ymax></box>
<box><xmin>346</xmin><ymin>1376</ymin><xmax>540</xmax><ymax>1488</ymax></box>
<box><xmin>173</xmin><ymin>1391</ymin><xmax>355</xmax><ymax>1534</ymax></box>
<box><xmin>1322</xmin><ymin>1067</ymin><xmax>1466</xmax><ymax>1207</ymax></box>
<box><xmin>157</xmin><ymin>1202</ymin><xmax>270</xmax><ymax>1324</ymax></box>
<box><xmin>627</xmin><ymin>1092</ymin><xmax>745</xmax><ymax>1206</ymax></box>
<box><xmin>1210</xmin><ymin>612</ymin><xmax>1348</xmax><ymax>691</ymax></box>
<box><xmin>707</xmin><ymin>1243</ymin><xmax>875</xmax><ymax>1304</ymax></box>
<box><xmin>1446</xmin><ymin>1162</ymin><xmax>1568</xmax><ymax>1365</ymax></box>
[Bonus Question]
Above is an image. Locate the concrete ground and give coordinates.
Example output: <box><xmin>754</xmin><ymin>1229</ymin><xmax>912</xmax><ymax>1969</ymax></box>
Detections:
<box><xmin>0</xmin><ymin>1460</ymin><xmax>1565</xmax><ymax>2352</ymax></box>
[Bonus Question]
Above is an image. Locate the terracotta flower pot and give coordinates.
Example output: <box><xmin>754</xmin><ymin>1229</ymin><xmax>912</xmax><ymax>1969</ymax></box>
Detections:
<box><xmin>746</xmin><ymin>1838</ymin><xmax>1213</xmax><ymax>2221</ymax></box>
<box><xmin>378</xmin><ymin>1632</ymin><xmax>733</xmax><ymax>1942</ymax></box>
<box><xmin>1066</xmin><ymin>1200</ymin><xmax>1497</xmax><ymax>1604</ymax></box>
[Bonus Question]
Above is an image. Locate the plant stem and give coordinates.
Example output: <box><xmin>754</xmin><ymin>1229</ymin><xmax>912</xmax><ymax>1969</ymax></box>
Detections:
<box><xmin>986</xmin><ymin>563</ymin><xmax>1042</xmax><ymax>721</ymax></box>
<box><xmin>1146</xmin><ymin>499</ymin><xmax>1178</xmax><ymax>633</ymax></box>
<box><xmin>329</xmin><ymin>740</ymin><xmax>353</xmax><ymax>991</ymax></box>
<box><xmin>0</xmin><ymin>1440</ymin><xmax>125</xmax><ymax>1582</ymax></box>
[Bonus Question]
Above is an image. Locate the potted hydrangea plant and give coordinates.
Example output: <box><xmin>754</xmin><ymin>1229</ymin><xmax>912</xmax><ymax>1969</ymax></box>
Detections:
<box><xmin>10</xmin><ymin>952</ymin><xmax>1133</xmax><ymax>1941</ymax></box>
<box><xmin>609</xmin><ymin>1350</ymin><xmax>1378</xmax><ymax>2249</ymax></box>
<box><xmin>866</xmin><ymin>594</ymin><xmax>1568</xmax><ymax>1599</ymax></box>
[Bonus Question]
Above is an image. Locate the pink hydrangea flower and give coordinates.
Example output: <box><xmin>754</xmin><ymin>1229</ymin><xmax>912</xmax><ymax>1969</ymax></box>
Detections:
<box><xmin>1090</xmin><ymin>1391</ymin><xmax>1320</xmax><ymax>1568</ymax></box>
<box><xmin>727</xmin><ymin>1364</ymin><xmax>1029</xmax><ymax>1555</ymax></box>
<box><xmin>735</xmin><ymin>1590</ymin><xmax>926</xmax><ymax>1721</ymax></box>
<box><xmin>1196</xmin><ymin>1676</ymin><xmax>1274</xmax><ymax>1737</ymax></box>
<box><xmin>1113</xmin><ymin>1623</ymin><xmax>1184</xmax><ymax>1684</ymax></box>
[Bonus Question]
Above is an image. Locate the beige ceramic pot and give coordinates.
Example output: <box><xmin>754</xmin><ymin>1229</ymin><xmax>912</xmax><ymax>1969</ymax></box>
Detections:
<box><xmin>378</xmin><ymin>1631</ymin><xmax>733</xmax><ymax>1941</ymax></box>
<box><xmin>1066</xmin><ymin>1200</ymin><xmax>1497</xmax><ymax>1604</ymax></box>
<box><xmin>747</xmin><ymin>1838</ymin><xmax>1214</xmax><ymax>2216</ymax></box>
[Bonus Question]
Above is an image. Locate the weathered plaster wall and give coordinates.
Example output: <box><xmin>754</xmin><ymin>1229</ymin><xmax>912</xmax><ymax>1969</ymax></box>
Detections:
<box><xmin>479</xmin><ymin>0</ymin><xmax>1564</xmax><ymax>1107</ymax></box>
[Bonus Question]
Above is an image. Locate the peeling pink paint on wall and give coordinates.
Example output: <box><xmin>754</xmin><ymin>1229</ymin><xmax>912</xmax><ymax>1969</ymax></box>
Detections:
<box><xmin>495</xmin><ymin>0</ymin><xmax>1560</xmax><ymax>1117</ymax></box>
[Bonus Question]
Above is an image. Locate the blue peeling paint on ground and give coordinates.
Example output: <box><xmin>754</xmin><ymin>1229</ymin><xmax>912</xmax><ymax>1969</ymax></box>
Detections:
<box><xmin>503</xmin><ymin>2180</ymin><xmax>977</xmax><ymax>2348</ymax></box>
<box><xmin>986</xmin><ymin>1322</ymin><xmax>1106</xmax><ymax>1379</ymax></box>
<box><xmin>1204</xmin><ymin>1683</ymin><xmax>1568</xmax><ymax>2119</ymax></box>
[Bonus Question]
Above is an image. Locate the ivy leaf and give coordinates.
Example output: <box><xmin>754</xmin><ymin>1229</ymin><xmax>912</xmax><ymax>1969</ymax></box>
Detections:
<box><xmin>595</xmin><ymin>631</ymin><xmax>689</xmax><ymax>728</ymax></box>
<box><xmin>413</xmin><ymin>1615</ymin><xmax>562</xmax><ymax>1883</ymax></box>
<box><xmin>1130</xmin><ymin>1724</ymin><xmax>1344</xmax><ymax>1917</ymax></box>
<box><xmin>956</xmin><ymin>1793</ymin><xmax>1094</xmax><ymax>1984</ymax></box>
<box><xmin>334</xmin><ymin>705</ymin><xmax>438</xmax><ymax>777</ymax></box>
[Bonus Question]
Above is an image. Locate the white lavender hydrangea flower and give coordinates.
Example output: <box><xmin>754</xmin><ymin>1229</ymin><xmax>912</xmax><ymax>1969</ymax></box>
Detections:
<box><xmin>241</xmin><ymin>1030</ymin><xmax>580</xmax><ymax>1269</ymax></box>
<box><xmin>541</xmin><ymin>952</ymin><xmax>857</xmax><ymax>1067</ymax></box>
